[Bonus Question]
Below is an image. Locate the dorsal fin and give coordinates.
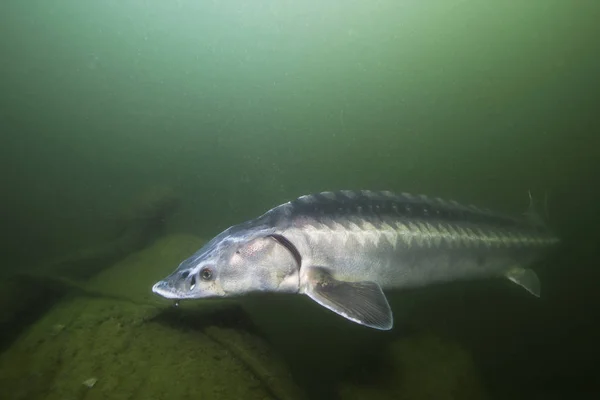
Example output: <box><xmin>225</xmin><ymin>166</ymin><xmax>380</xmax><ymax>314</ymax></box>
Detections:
<box><xmin>524</xmin><ymin>190</ymin><xmax>549</xmax><ymax>227</ymax></box>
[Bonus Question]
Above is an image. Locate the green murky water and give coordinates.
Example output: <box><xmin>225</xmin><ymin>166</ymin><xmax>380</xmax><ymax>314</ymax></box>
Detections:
<box><xmin>1</xmin><ymin>1</ymin><xmax>599</xmax><ymax>399</ymax></box>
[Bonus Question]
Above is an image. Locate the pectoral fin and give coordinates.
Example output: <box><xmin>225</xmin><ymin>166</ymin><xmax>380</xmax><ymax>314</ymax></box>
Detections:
<box><xmin>506</xmin><ymin>267</ymin><xmax>541</xmax><ymax>297</ymax></box>
<box><xmin>303</xmin><ymin>267</ymin><xmax>393</xmax><ymax>330</ymax></box>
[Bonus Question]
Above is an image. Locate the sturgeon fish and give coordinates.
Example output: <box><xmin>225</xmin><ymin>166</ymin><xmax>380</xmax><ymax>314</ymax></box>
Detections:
<box><xmin>152</xmin><ymin>190</ymin><xmax>559</xmax><ymax>330</ymax></box>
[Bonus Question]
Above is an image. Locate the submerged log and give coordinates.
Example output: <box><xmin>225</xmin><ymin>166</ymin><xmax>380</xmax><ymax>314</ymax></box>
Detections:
<box><xmin>0</xmin><ymin>185</ymin><xmax>180</xmax><ymax>352</ymax></box>
<box><xmin>40</xmin><ymin>185</ymin><xmax>180</xmax><ymax>280</ymax></box>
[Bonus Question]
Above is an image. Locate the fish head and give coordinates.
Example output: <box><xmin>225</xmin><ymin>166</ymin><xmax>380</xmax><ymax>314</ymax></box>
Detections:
<box><xmin>152</xmin><ymin>229</ymin><xmax>300</xmax><ymax>300</ymax></box>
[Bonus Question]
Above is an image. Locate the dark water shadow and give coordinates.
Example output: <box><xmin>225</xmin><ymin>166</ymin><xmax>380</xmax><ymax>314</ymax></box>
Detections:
<box><xmin>147</xmin><ymin>301</ymin><xmax>263</xmax><ymax>336</ymax></box>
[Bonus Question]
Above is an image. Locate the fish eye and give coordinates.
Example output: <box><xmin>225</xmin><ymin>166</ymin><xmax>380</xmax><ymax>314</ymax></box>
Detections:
<box><xmin>189</xmin><ymin>274</ymin><xmax>196</xmax><ymax>290</ymax></box>
<box><xmin>200</xmin><ymin>267</ymin><xmax>213</xmax><ymax>281</ymax></box>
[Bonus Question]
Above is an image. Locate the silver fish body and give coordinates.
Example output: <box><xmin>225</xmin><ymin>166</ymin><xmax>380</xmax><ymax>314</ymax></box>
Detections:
<box><xmin>152</xmin><ymin>190</ymin><xmax>559</xmax><ymax>330</ymax></box>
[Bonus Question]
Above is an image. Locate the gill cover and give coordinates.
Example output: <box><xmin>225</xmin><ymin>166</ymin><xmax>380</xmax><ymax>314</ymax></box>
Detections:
<box><xmin>218</xmin><ymin>233</ymin><xmax>301</xmax><ymax>295</ymax></box>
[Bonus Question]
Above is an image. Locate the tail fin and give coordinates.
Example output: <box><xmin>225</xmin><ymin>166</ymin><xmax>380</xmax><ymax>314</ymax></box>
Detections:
<box><xmin>524</xmin><ymin>190</ymin><xmax>550</xmax><ymax>227</ymax></box>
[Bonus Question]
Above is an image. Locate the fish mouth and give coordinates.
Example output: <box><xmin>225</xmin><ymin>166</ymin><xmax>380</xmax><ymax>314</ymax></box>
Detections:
<box><xmin>152</xmin><ymin>280</ymin><xmax>185</xmax><ymax>299</ymax></box>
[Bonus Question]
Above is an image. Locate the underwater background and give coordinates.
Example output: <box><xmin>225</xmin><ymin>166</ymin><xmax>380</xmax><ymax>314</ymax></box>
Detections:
<box><xmin>1</xmin><ymin>1</ymin><xmax>599</xmax><ymax>399</ymax></box>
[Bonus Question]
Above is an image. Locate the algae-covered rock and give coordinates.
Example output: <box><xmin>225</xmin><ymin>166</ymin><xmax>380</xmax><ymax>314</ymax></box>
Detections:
<box><xmin>338</xmin><ymin>333</ymin><xmax>488</xmax><ymax>400</ymax></box>
<box><xmin>0</xmin><ymin>234</ymin><xmax>305</xmax><ymax>400</ymax></box>
<box><xmin>0</xmin><ymin>298</ymin><xmax>277</xmax><ymax>400</ymax></box>
<box><xmin>205</xmin><ymin>326</ymin><xmax>307</xmax><ymax>400</ymax></box>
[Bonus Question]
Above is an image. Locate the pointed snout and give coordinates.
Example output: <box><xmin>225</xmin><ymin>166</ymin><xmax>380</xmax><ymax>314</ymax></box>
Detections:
<box><xmin>152</xmin><ymin>280</ymin><xmax>181</xmax><ymax>299</ymax></box>
<box><xmin>152</xmin><ymin>270</ymin><xmax>212</xmax><ymax>300</ymax></box>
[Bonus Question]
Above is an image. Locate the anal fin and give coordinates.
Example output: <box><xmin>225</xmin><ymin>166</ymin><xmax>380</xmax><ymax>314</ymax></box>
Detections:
<box><xmin>506</xmin><ymin>267</ymin><xmax>541</xmax><ymax>297</ymax></box>
<box><xmin>303</xmin><ymin>267</ymin><xmax>393</xmax><ymax>330</ymax></box>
